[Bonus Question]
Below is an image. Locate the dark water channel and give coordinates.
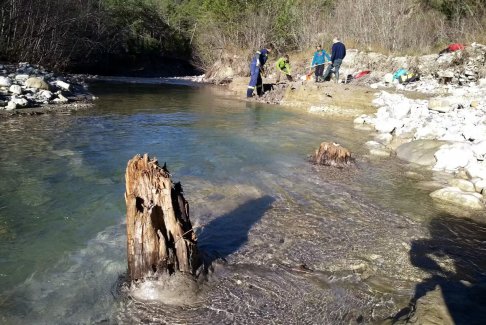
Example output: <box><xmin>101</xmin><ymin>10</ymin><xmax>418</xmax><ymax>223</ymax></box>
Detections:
<box><xmin>0</xmin><ymin>81</ymin><xmax>485</xmax><ymax>324</ymax></box>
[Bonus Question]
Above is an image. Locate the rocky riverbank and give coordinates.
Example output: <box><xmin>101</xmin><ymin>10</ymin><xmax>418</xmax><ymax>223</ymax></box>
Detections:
<box><xmin>206</xmin><ymin>43</ymin><xmax>486</xmax><ymax>211</ymax></box>
<box><xmin>0</xmin><ymin>62</ymin><xmax>95</xmax><ymax>117</ymax></box>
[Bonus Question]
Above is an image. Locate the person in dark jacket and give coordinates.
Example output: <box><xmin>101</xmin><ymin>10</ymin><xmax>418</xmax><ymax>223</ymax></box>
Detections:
<box><xmin>247</xmin><ymin>45</ymin><xmax>272</xmax><ymax>97</ymax></box>
<box><xmin>311</xmin><ymin>45</ymin><xmax>331</xmax><ymax>82</ymax></box>
<box><xmin>322</xmin><ymin>37</ymin><xmax>346</xmax><ymax>83</ymax></box>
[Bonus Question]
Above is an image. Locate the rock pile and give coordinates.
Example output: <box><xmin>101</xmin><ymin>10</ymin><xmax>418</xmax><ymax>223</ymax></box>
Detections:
<box><xmin>0</xmin><ymin>62</ymin><xmax>95</xmax><ymax>111</ymax></box>
<box><xmin>354</xmin><ymin>82</ymin><xmax>486</xmax><ymax>209</ymax></box>
<box><xmin>344</xmin><ymin>42</ymin><xmax>486</xmax><ymax>94</ymax></box>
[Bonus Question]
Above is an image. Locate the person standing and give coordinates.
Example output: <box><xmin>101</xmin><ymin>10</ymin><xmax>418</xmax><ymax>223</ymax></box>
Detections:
<box><xmin>247</xmin><ymin>45</ymin><xmax>272</xmax><ymax>98</ymax></box>
<box><xmin>322</xmin><ymin>37</ymin><xmax>346</xmax><ymax>83</ymax></box>
<box><xmin>311</xmin><ymin>45</ymin><xmax>331</xmax><ymax>82</ymax></box>
<box><xmin>275</xmin><ymin>54</ymin><xmax>293</xmax><ymax>82</ymax></box>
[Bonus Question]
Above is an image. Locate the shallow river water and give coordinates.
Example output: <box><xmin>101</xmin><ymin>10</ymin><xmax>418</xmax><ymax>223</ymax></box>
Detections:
<box><xmin>1</xmin><ymin>81</ymin><xmax>485</xmax><ymax>324</ymax></box>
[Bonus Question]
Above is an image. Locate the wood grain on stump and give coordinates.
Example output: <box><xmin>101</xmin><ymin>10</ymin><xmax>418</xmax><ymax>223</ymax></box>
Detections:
<box><xmin>310</xmin><ymin>142</ymin><xmax>352</xmax><ymax>167</ymax></box>
<box><xmin>125</xmin><ymin>154</ymin><xmax>199</xmax><ymax>281</ymax></box>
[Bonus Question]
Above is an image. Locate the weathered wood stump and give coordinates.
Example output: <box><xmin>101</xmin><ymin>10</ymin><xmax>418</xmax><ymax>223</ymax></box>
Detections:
<box><xmin>125</xmin><ymin>154</ymin><xmax>199</xmax><ymax>281</ymax></box>
<box><xmin>310</xmin><ymin>142</ymin><xmax>352</xmax><ymax>167</ymax></box>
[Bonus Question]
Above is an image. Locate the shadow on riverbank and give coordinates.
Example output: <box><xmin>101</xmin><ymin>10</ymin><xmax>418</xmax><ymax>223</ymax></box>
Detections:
<box><xmin>197</xmin><ymin>195</ymin><xmax>274</xmax><ymax>266</ymax></box>
<box><xmin>389</xmin><ymin>214</ymin><xmax>486</xmax><ymax>325</ymax></box>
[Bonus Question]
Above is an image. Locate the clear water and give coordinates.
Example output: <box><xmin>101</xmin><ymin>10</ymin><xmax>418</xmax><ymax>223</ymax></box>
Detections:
<box><xmin>0</xmin><ymin>82</ymin><xmax>485</xmax><ymax>324</ymax></box>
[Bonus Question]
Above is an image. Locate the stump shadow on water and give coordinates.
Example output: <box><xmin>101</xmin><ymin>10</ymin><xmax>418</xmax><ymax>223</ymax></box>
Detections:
<box><xmin>391</xmin><ymin>213</ymin><xmax>486</xmax><ymax>325</ymax></box>
<box><xmin>197</xmin><ymin>195</ymin><xmax>274</xmax><ymax>267</ymax></box>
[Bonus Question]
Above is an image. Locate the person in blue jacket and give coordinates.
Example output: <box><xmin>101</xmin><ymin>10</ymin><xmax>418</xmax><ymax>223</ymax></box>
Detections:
<box><xmin>311</xmin><ymin>45</ymin><xmax>331</xmax><ymax>82</ymax></box>
<box><xmin>322</xmin><ymin>37</ymin><xmax>346</xmax><ymax>83</ymax></box>
<box><xmin>247</xmin><ymin>45</ymin><xmax>272</xmax><ymax>98</ymax></box>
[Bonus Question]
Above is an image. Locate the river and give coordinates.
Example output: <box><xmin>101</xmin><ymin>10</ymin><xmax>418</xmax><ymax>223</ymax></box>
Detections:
<box><xmin>0</xmin><ymin>81</ymin><xmax>485</xmax><ymax>324</ymax></box>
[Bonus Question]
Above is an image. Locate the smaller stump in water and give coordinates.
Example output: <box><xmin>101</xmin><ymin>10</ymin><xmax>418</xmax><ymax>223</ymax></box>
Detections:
<box><xmin>310</xmin><ymin>142</ymin><xmax>352</xmax><ymax>167</ymax></box>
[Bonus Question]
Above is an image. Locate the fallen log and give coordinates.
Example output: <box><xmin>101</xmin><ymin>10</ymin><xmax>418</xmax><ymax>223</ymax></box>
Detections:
<box><xmin>125</xmin><ymin>154</ymin><xmax>200</xmax><ymax>281</ymax></box>
<box><xmin>310</xmin><ymin>142</ymin><xmax>352</xmax><ymax>167</ymax></box>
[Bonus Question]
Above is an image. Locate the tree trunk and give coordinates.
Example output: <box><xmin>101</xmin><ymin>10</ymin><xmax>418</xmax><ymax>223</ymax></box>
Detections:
<box><xmin>125</xmin><ymin>154</ymin><xmax>200</xmax><ymax>281</ymax></box>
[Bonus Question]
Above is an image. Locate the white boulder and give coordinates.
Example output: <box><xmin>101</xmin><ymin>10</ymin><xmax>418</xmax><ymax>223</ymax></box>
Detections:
<box><xmin>396</xmin><ymin>140</ymin><xmax>446</xmax><ymax>166</ymax></box>
<box><xmin>375</xmin><ymin>118</ymin><xmax>402</xmax><ymax>134</ymax></box>
<box><xmin>9</xmin><ymin>84</ymin><xmax>22</xmax><ymax>95</ymax></box>
<box><xmin>12</xmin><ymin>96</ymin><xmax>29</xmax><ymax>107</ymax></box>
<box><xmin>448</xmin><ymin>179</ymin><xmax>475</xmax><ymax>192</ymax></box>
<box><xmin>472</xmin><ymin>178</ymin><xmax>486</xmax><ymax>193</ymax></box>
<box><xmin>430</xmin><ymin>187</ymin><xmax>484</xmax><ymax>210</ymax></box>
<box><xmin>434</xmin><ymin>142</ymin><xmax>476</xmax><ymax>171</ymax></box>
<box><xmin>25</xmin><ymin>77</ymin><xmax>49</xmax><ymax>90</ymax></box>
<box><xmin>465</xmin><ymin>161</ymin><xmax>486</xmax><ymax>179</ymax></box>
<box><xmin>54</xmin><ymin>80</ymin><xmax>71</xmax><ymax>91</ymax></box>
<box><xmin>0</xmin><ymin>76</ymin><xmax>12</xmax><ymax>87</ymax></box>
<box><xmin>5</xmin><ymin>101</ymin><xmax>16</xmax><ymax>110</ymax></box>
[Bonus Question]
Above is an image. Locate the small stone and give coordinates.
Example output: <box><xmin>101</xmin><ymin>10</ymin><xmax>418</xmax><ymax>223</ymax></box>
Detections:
<box><xmin>5</xmin><ymin>101</ymin><xmax>16</xmax><ymax>110</ymax></box>
<box><xmin>9</xmin><ymin>84</ymin><xmax>22</xmax><ymax>95</ymax></box>
<box><xmin>0</xmin><ymin>76</ymin><xmax>12</xmax><ymax>87</ymax></box>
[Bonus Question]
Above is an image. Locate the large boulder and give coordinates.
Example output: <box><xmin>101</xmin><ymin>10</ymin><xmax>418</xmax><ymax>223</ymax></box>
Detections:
<box><xmin>396</xmin><ymin>140</ymin><xmax>447</xmax><ymax>166</ymax></box>
<box><xmin>25</xmin><ymin>77</ymin><xmax>49</xmax><ymax>90</ymax></box>
<box><xmin>430</xmin><ymin>187</ymin><xmax>484</xmax><ymax>210</ymax></box>
<box><xmin>434</xmin><ymin>142</ymin><xmax>476</xmax><ymax>171</ymax></box>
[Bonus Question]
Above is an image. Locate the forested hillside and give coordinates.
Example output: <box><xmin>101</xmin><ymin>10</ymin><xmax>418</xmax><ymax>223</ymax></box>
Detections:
<box><xmin>0</xmin><ymin>0</ymin><xmax>484</xmax><ymax>72</ymax></box>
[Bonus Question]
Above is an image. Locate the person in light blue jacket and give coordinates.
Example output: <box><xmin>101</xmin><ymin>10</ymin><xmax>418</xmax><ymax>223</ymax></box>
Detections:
<box><xmin>311</xmin><ymin>45</ymin><xmax>331</xmax><ymax>82</ymax></box>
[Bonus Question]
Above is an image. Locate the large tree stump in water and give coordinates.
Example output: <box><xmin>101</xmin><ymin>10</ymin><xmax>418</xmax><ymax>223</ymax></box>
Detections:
<box><xmin>310</xmin><ymin>142</ymin><xmax>352</xmax><ymax>167</ymax></box>
<box><xmin>125</xmin><ymin>154</ymin><xmax>199</xmax><ymax>281</ymax></box>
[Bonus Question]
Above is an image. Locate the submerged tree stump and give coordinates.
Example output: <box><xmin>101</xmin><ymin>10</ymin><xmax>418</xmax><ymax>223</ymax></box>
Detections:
<box><xmin>310</xmin><ymin>142</ymin><xmax>352</xmax><ymax>167</ymax></box>
<box><xmin>125</xmin><ymin>154</ymin><xmax>199</xmax><ymax>281</ymax></box>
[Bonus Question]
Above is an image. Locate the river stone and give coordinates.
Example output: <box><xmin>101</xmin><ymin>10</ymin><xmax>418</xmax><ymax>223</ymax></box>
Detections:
<box><xmin>465</xmin><ymin>162</ymin><xmax>486</xmax><ymax>179</ymax></box>
<box><xmin>463</xmin><ymin>124</ymin><xmax>486</xmax><ymax>142</ymax></box>
<box><xmin>375</xmin><ymin>118</ymin><xmax>402</xmax><ymax>134</ymax></box>
<box><xmin>9</xmin><ymin>84</ymin><xmax>22</xmax><ymax>95</ymax></box>
<box><xmin>53</xmin><ymin>94</ymin><xmax>69</xmax><ymax>103</ymax></box>
<box><xmin>39</xmin><ymin>90</ymin><xmax>53</xmax><ymax>100</ymax></box>
<box><xmin>434</xmin><ymin>143</ymin><xmax>476</xmax><ymax>171</ymax></box>
<box><xmin>390</xmin><ymin>101</ymin><xmax>411</xmax><ymax>119</ymax></box>
<box><xmin>428</xmin><ymin>98</ymin><xmax>453</xmax><ymax>113</ymax></box>
<box><xmin>366</xmin><ymin>141</ymin><xmax>392</xmax><ymax>156</ymax></box>
<box><xmin>472</xmin><ymin>178</ymin><xmax>486</xmax><ymax>193</ymax></box>
<box><xmin>448</xmin><ymin>178</ymin><xmax>476</xmax><ymax>192</ymax></box>
<box><xmin>25</xmin><ymin>77</ymin><xmax>49</xmax><ymax>90</ymax></box>
<box><xmin>479</xmin><ymin>78</ymin><xmax>486</xmax><ymax>88</ymax></box>
<box><xmin>375</xmin><ymin>133</ymin><xmax>393</xmax><ymax>145</ymax></box>
<box><xmin>471</xmin><ymin>141</ymin><xmax>486</xmax><ymax>161</ymax></box>
<box><xmin>5</xmin><ymin>101</ymin><xmax>16</xmax><ymax>110</ymax></box>
<box><xmin>0</xmin><ymin>76</ymin><xmax>12</xmax><ymax>87</ymax></box>
<box><xmin>12</xmin><ymin>96</ymin><xmax>28</xmax><ymax>107</ymax></box>
<box><xmin>396</xmin><ymin>140</ymin><xmax>446</xmax><ymax>166</ymax></box>
<box><xmin>54</xmin><ymin>80</ymin><xmax>71</xmax><ymax>91</ymax></box>
<box><xmin>430</xmin><ymin>187</ymin><xmax>485</xmax><ymax>210</ymax></box>
<box><xmin>14</xmin><ymin>74</ymin><xmax>29</xmax><ymax>82</ymax></box>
